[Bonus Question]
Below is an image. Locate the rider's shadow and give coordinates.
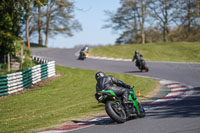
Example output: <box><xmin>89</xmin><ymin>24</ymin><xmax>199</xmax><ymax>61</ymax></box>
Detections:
<box><xmin>124</xmin><ymin>71</ymin><xmax>143</xmax><ymax>73</ymax></box>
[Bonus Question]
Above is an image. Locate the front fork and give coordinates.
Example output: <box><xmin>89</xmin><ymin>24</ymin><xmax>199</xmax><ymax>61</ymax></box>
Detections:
<box><xmin>129</xmin><ymin>91</ymin><xmax>141</xmax><ymax>116</ymax></box>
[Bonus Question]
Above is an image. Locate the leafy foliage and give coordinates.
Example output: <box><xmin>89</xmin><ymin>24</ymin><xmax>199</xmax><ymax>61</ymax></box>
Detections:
<box><xmin>0</xmin><ymin>31</ymin><xmax>15</xmax><ymax>57</ymax></box>
<box><xmin>0</xmin><ymin>0</ymin><xmax>24</xmax><ymax>56</ymax></box>
<box><xmin>14</xmin><ymin>41</ymin><xmax>35</xmax><ymax>70</ymax></box>
<box><xmin>105</xmin><ymin>0</ymin><xmax>200</xmax><ymax>44</ymax></box>
<box><xmin>26</xmin><ymin>0</ymin><xmax>82</xmax><ymax>46</ymax></box>
<box><xmin>104</xmin><ymin>0</ymin><xmax>140</xmax><ymax>44</ymax></box>
<box><xmin>22</xmin><ymin>56</ymin><xmax>35</xmax><ymax>70</ymax></box>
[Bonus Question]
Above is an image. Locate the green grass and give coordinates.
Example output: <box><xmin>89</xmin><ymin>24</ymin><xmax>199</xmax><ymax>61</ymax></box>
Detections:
<box><xmin>90</xmin><ymin>42</ymin><xmax>200</xmax><ymax>62</ymax></box>
<box><xmin>0</xmin><ymin>66</ymin><xmax>157</xmax><ymax>133</ymax></box>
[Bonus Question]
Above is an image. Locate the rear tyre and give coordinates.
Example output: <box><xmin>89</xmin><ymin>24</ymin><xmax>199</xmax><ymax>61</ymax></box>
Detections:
<box><xmin>145</xmin><ymin>67</ymin><xmax>149</xmax><ymax>72</ymax></box>
<box><xmin>105</xmin><ymin>101</ymin><xmax>126</xmax><ymax>123</ymax></box>
<box><xmin>143</xmin><ymin>61</ymin><xmax>149</xmax><ymax>72</ymax></box>
<box><xmin>138</xmin><ymin>67</ymin><xmax>142</xmax><ymax>72</ymax></box>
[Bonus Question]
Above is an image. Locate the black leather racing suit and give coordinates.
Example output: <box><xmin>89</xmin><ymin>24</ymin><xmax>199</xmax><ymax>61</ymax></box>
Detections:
<box><xmin>80</xmin><ymin>46</ymin><xmax>89</xmax><ymax>57</ymax></box>
<box><xmin>132</xmin><ymin>52</ymin><xmax>143</xmax><ymax>67</ymax></box>
<box><xmin>96</xmin><ymin>75</ymin><xmax>131</xmax><ymax>103</ymax></box>
<box><xmin>81</xmin><ymin>46</ymin><xmax>89</xmax><ymax>53</ymax></box>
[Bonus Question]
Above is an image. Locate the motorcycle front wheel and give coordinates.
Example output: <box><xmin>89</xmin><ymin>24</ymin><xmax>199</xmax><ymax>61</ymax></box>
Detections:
<box><xmin>78</xmin><ymin>55</ymin><xmax>85</xmax><ymax>60</ymax></box>
<box><xmin>137</xmin><ymin>102</ymin><xmax>146</xmax><ymax>118</ymax></box>
<box><xmin>143</xmin><ymin>61</ymin><xmax>149</xmax><ymax>72</ymax></box>
<box><xmin>105</xmin><ymin>101</ymin><xmax>126</xmax><ymax>123</ymax></box>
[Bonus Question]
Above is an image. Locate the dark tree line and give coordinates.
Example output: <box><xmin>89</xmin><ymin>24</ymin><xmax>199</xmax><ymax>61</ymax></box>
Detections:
<box><xmin>105</xmin><ymin>0</ymin><xmax>200</xmax><ymax>44</ymax></box>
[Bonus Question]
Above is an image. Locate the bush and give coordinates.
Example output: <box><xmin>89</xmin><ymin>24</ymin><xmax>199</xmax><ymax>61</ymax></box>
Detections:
<box><xmin>0</xmin><ymin>64</ymin><xmax>8</xmax><ymax>74</ymax></box>
<box><xmin>0</xmin><ymin>31</ymin><xmax>15</xmax><ymax>57</ymax></box>
<box><xmin>22</xmin><ymin>57</ymin><xmax>35</xmax><ymax>70</ymax></box>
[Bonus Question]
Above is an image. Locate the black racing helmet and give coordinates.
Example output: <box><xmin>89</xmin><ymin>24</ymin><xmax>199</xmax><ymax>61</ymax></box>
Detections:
<box><xmin>95</xmin><ymin>71</ymin><xmax>105</xmax><ymax>80</ymax></box>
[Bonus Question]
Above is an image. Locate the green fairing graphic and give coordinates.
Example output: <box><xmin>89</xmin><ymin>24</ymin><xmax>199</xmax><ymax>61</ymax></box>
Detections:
<box><xmin>129</xmin><ymin>90</ymin><xmax>140</xmax><ymax>115</ymax></box>
<box><xmin>99</xmin><ymin>90</ymin><xmax>116</xmax><ymax>96</ymax></box>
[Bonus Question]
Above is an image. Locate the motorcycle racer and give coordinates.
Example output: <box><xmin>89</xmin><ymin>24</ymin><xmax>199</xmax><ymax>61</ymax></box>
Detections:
<box><xmin>132</xmin><ymin>50</ymin><xmax>143</xmax><ymax>67</ymax></box>
<box><xmin>95</xmin><ymin>71</ymin><xmax>132</xmax><ymax>104</ymax></box>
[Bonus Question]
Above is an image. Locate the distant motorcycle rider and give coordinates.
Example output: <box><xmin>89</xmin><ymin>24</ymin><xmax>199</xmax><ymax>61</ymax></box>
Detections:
<box><xmin>95</xmin><ymin>71</ymin><xmax>132</xmax><ymax>104</ymax></box>
<box><xmin>132</xmin><ymin>50</ymin><xmax>143</xmax><ymax>67</ymax></box>
<box><xmin>79</xmin><ymin>45</ymin><xmax>89</xmax><ymax>60</ymax></box>
<box><xmin>80</xmin><ymin>45</ymin><xmax>89</xmax><ymax>53</ymax></box>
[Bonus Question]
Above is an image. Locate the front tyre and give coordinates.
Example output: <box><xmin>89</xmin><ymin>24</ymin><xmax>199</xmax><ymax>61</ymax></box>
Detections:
<box><xmin>137</xmin><ymin>102</ymin><xmax>146</xmax><ymax>118</ymax></box>
<box><xmin>105</xmin><ymin>101</ymin><xmax>126</xmax><ymax>123</ymax></box>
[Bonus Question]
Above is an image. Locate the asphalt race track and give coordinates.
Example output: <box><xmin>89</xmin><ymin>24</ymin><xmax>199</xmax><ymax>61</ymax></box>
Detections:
<box><xmin>32</xmin><ymin>48</ymin><xmax>200</xmax><ymax>133</ymax></box>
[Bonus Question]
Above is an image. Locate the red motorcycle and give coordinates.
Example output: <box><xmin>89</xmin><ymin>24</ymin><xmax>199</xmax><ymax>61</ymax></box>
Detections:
<box><xmin>136</xmin><ymin>59</ymin><xmax>149</xmax><ymax>72</ymax></box>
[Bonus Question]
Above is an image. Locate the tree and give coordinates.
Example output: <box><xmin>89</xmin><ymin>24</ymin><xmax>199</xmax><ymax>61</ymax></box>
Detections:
<box><xmin>24</xmin><ymin>0</ymin><xmax>49</xmax><ymax>46</ymax></box>
<box><xmin>167</xmin><ymin>0</ymin><xmax>200</xmax><ymax>41</ymax></box>
<box><xmin>0</xmin><ymin>0</ymin><xmax>46</xmax><ymax>57</ymax></box>
<box><xmin>24</xmin><ymin>1</ymin><xmax>34</xmax><ymax>46</ymax></box>
<box><xmin>0</xmin><ymin>0</ymin><xmax>25</xmax><ymax>57</ymax></box>
<box><xmin>24</xmin><ymin>1</ymin><xmax>45</xmax><ymax>45</ymax></box>
<box><xmin>35</xmin><ymin>0</ymin><xmax>47</xmax><ymax>45</ymax></box>
<box><xmin>148</xmin><ymin>0</ymin><xmax>179</xmax><ymax>42</ymax></box>
<box><xmin>38</xmin><ymin>4</ymin><xmax>43</xmax><ymax>45</ymax></box>
<box><xmin>104</xmin><ymin>0</ymin><xmax>150</xmax><ymax>44</ymax></box>
<box><xmin>43</xmin><ymin>0</ymin><xmax>82</xmax><ymax>47</ymax></box>
<box><xmin>25</xmin><ymin>0</ymin><xmax>81</xmax><ymax>47</ymax></box>
<box><xmin>178</xmin><ymin>0</ymin><xmax>200</xmax><ymax>34</ymax></box>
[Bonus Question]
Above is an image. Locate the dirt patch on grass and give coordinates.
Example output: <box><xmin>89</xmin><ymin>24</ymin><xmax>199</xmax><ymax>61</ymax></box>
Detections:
<box><xmin>138</xmin><ymin>81</ymin><xmax>161</xmax><ymax>101</ymax></box>
<box><xmin>26</xmin><ymin>74</ymin><xmax>61</xmax><ymax>91</ymax></box>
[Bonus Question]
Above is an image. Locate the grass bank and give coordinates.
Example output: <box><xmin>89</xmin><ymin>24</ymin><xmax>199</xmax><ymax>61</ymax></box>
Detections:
<box><xmin>0</xmin><ymin>66</ymin><xmax>157</xmax><ymax>133</ymax></box>
<box><xmin>90</xmin><ymin>42</ymin><xmax>200</xmax><ymax>62</ymax></box>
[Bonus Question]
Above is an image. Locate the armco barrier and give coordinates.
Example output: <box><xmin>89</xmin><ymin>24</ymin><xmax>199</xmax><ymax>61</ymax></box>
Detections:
<box><xmin>0</xmin><ymin>57</ymin><xmax>55</xmax><ymax>96</ymax></box>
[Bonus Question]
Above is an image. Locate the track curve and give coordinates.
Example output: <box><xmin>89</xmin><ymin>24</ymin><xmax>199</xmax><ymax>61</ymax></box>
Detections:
<box><xmin>32</xmin><ymin>48</ymin><xmax>200</xmax><ymax>133</ymax></box>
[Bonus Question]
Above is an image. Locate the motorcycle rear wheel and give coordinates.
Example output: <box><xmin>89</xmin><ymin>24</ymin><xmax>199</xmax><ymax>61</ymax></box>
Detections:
<box><xmin>105</xmin><ymin>101</ymin><xmax>126</xmax><ymax>123</ymax></box>
<box><xmin>145</xmin><ymin>67</ymin><xmax>149</xmax><ymax>72</ymax></box>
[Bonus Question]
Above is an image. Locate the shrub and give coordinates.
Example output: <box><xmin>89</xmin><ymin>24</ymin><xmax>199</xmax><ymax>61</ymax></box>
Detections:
<box><xmin>22</xmin><ymin>57</ymin><xmax>35</xmax><ymax>70</ymax></box>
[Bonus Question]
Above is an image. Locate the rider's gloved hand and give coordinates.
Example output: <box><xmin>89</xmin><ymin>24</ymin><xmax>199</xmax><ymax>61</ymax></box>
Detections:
<box><xmin>126</xmin><ymin>85</ymin><xmax>132</xmax><ymax>90</ymax></box>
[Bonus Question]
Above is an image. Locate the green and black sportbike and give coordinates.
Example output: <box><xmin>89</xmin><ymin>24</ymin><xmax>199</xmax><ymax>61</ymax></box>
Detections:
<box><xmin>95</xmin><ymin>87</ymin><xmax>145</xmax><ymax>123</ymax></box>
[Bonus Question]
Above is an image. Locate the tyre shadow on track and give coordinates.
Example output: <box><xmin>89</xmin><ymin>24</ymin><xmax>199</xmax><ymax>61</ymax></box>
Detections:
<box><xmin>124</xmin><ymin>71</ymin><xmax>142</xmax><ymax>73</ymax></box>
<box><xmin>71</xmin><ymin>117</ymin><xmax>115</xmax><ymax>125</ymax></box>
<box><xmin>146</xmin><ymin>87</ymin><xmax>200</xmax><ymax>119</ymax></box>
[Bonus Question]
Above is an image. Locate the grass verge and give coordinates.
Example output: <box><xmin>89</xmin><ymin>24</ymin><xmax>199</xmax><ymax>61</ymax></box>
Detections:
<box><xmin>0</xmin><ymin>66</ymin><xmax>157</xmax><ymax>133</ymax></box>
<box><xmin>90</xmin><ymin>42</ymin><xmax>200</xmax><ymax>62</ymax></box>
